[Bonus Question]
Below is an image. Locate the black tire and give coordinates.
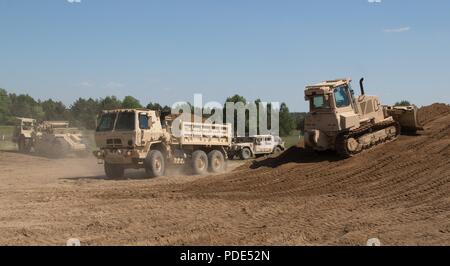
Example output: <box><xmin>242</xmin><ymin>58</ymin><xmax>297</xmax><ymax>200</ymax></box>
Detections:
<box><xmin>18</xmin><ymin>137</ymin><xmax>32</xmax><ymax>153</ymax></box>
<box><xmin>145</xmin><ymin>150</ymin><xmax>166</xmax><ymax>178</ymax></box>
<box><xmin>18</xmin><ymin>138</ymin><xmax>25</xmax><ymax>152</ymax></box>
<box><xmin>240</xmin><ymin>147</ymin><xmax>252</xmax><ymax>160</ymax></box>
<box><xmin>208</xmin><ymin>150</ymin><xmax>225</xmax><ymax>173</ymax></box>
<box><xmin>191</xmin><ymin>150</ymin><xmax>208</xmax><ymax>175</ymax></box>
<box><xmin>104</xmin><ymin>163</ymin><xmax>124</xmax><ymax>179</ymax></box>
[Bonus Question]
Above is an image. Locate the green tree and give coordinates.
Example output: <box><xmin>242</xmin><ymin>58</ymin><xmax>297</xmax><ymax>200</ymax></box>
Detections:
<box><xmin>122</xmin><ymin>96</ymin><xmax>142</xmax><ymax>109</ymax></box>
<box><xmin>279</xmin><ymin>103</ymin><xmax>295</xmax><ymax>137</ymax></box>
<box><xmin>0</xmin><ymin>88</ymin><xmax>12</xmax><ymax>124</ymax></box>
<box><xmin>41</xmin><ymin>99</ymin><xmax>68</xmax><ymax>121</ymax></box>
<box><xmin>394</xmin><ymin>100</ymin><xmax>411</xmax><ymax>106</ymax></box>
<box><xmin>70</xmin><ymin>98</ymin><xmax>99</xmax><ymax>129</ymax></box>
<box><xmin>9</xmin><ymin>93</ymin><xmax>44</xmax><ymax>121</ymax></box>
<box><xmin>99</xmin><ymin>96</ymin><xmax>122</xmax><ymax>110</ymax></box>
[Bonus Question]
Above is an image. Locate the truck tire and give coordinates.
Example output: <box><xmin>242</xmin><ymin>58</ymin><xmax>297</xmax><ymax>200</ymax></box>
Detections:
<box><xmin>208</xmin><ymin>150</ymin><xmax>225</xmax><ymax>173</ymax></box>
<box><xmin>191</xmin><ymin>150</ymin><xmax>208</xmax><ymax>175</ymax></box>
<box><xmin>18</xmin><ymin>138</ymin><xmax>25</xmax><ymax>152</ymax></box>
<box><xmin>18</xmin><ymin>137</ymin><xmax>32</xmax><ymax>153</ymax></box>
<box><xmin>273</xmin><ymin>146</ymin><xmax>282</xmax><ymax>154</ymax></box>
<box><xmin>240</xmin><ymin>147</ymin><xmax>252</xmax><ymax>160</ymax></box>
<box><xmin>104</xmin><ymin>163</ymin><xmax>124</xmax><ymax>179</ymax></box>
<box><xmin>145</xmin><ymin>150</ymin><xmax>166</xmax><ymax>178</ymax></box>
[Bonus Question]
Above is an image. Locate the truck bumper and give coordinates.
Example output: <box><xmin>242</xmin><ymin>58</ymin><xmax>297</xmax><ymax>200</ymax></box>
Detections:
<box><xmin>93</xmin><ymin>149</ymin><xmax>143</xmax><ymax>166</ymax></box>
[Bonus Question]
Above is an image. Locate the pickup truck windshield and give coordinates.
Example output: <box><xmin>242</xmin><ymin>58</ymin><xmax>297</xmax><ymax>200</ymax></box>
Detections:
<box><xmin>115</xmin><ymin>112</ymin><xmax>136</xmax><ymax>131</ymax></box>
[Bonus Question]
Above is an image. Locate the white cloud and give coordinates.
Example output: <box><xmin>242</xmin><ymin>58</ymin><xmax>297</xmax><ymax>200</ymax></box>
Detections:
<box><xmin>80</xmin><ymin>81</ymin><xmax>93</xmax><ymax>87</ymax></box>
<box><xmin>368</xmin><ymin>0</ymin><xmax>382</xmax><ymax>3</ymax></box>
<box><xmin>383</xmin><ymin>27</ymin><xmax>411</xmax><ymax>33</ymax></box>
<box><xmin>67</xmin><ymin>0</ymin><xmax>81</xmax><ymax>3</ymax></box>
<box><xmin>105</xmin><ymin>82</ymin><xmax>125</xmax><ymax>89</ymax></box>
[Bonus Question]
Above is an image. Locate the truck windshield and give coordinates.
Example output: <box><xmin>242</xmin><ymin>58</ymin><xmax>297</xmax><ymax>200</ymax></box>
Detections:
<box><xmin>334</xmin><ymin>86</ymin><xmax>351</xmax><ymax>108</ymax></box>
<box><xmin>22</xmin><ymin>122</ymin><xmax>33</xmax><ymax>130</ymax></box>
<box><xmin>310</xmin><ymin>95</ymin><xmax>330</xmax><ymax>110</ymax></box>
<box><xmin>115</xmin><ymin>112</ymin><xmax>136</xmax><ymax>131</ymax></box>
<box><xmin>97</xmin><ymin>113</ymin><xmax>117</xmax><ymax>132</ymax></box>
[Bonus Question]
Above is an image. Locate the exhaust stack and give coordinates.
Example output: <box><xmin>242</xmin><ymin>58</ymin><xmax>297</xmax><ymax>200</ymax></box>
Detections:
<box><xmin>359</xmin><ymin>78</ymin><xmax>365</xmax><ymax>95</ymax></box>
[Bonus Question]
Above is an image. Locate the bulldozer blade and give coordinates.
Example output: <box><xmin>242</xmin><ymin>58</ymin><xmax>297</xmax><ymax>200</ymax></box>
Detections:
<box><xmin>384</xmin><ymin>105</ymin><xmax>423</xmax><ymax>133</ymax></box>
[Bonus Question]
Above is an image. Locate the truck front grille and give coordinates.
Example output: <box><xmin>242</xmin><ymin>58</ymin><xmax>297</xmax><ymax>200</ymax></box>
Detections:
<box><xmin>106</xmin><ymin>139</ymin><xmax>122</xmax><ymax>148</ymax></box>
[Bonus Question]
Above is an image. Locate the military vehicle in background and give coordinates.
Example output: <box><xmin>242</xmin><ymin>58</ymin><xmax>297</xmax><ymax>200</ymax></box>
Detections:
<box><xmin>12</xmin><ymin>119</ymin><xmax>89</xmax><ymax>157</ymax></box>
<box><xmin>12</xmin><ymin>117</ymin><xmax>36</xmax><ymax>153</ymax></box>
<box><xmin>229</xmin><ymin>135</ymin><xmax>285</xmax><ymax>160</ymax></box>
<box><xmin>33</xmin><ymin>121</ymin><xmax>89</xmax><ymax>158</ymax></box>
<box><xmin>303</xmin><ymin>78</ymin><xmax>422</xmax><ymax>157</ymax></box>
<box><xmin>93</xmin><ymin>109</ymin><xmax>232</xmax><ymax>178</ymax></box>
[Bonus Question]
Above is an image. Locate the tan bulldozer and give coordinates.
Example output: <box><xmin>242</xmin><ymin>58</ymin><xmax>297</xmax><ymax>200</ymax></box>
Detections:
<box><xmin>303</xmin><ymin>78</ymin><xmax>423</xmax><ymax>157</ymax></box>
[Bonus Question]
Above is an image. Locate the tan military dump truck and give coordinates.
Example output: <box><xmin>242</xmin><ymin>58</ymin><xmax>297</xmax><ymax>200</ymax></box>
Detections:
<box><xmin>303</xmin><ymin>78</ymin><xmax>422</xmax><ymax>157</ymax></box>
<box><xmin>93</xmin><ymin>109</ymin><xmax>232</xmax><ymax>178</ymax></box>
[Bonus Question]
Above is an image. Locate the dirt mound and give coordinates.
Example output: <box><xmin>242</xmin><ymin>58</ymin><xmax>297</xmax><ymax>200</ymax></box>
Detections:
<box><xmin>177</xmin><ymin>103</ymin><xmax>450</xmax><ymax>244</ymax></box>
<box><xmin>418</xmin><ymin>103</ymin><xmax>450</xmax><ymax>125</ymax></box>
<box><xmin>1</xmin><ymin>103</ymin><xmax>449</xmax><ymax>246</ymax></box>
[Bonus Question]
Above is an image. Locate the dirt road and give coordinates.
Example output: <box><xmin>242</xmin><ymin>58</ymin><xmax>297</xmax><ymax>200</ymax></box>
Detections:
<box><xmin>0</xmin><ymin>104</ymin><xmax>449</xmax><ymax>246</ymax></box>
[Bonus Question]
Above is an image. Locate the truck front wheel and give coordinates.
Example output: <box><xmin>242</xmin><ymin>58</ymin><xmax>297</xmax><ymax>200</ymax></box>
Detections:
<box><xmin>104</xmin><ymin>163</ymin><xmax>124</xmax><ymax>179</ymax></box>
<box><xmin>208</xmin><ymin>150</ymin><xmax>225</xmax><ymax>173</ymax></box>
<box><xmin>145</xmin><ymin>150</ymin><xmax>166</xmax><ymax>178</ymax></box>
<box><xmin>191</xmin><ymin>150</ymin><xmax>208</xmax><ymax>175</ymax></box>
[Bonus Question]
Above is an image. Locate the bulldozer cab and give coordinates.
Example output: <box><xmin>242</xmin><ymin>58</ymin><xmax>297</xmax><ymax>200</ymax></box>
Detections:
<box><xmin>305</xmin><ymin>79</ymin><xmax>355</xmax><ymax>113</ymax></box>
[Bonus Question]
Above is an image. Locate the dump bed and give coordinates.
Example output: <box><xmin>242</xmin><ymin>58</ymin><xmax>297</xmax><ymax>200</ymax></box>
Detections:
<box><xmin>178</xmin><ymin>122</ymin><xmax>232</xmax><ymax>146</ymax></box>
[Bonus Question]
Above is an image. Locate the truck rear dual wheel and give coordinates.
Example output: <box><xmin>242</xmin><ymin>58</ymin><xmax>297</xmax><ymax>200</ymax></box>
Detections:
<box><xmin>104</xmin><ymin>163</ymin><xmax>125</xmax><ymax>179</ymax></box>
<box><xmin>145</xmin><ymin>150</ymin><xmax>166</xmax><ymax>178</ymax></box>
<box><xmin>191</xmin><ymin>150</ymin><xmax>209</xmax><ymax>175</ymax></box>
<box><xmin>208</xmin><ymin>150</ymin><xmax>225</xmax><ymax>173</ymax></box>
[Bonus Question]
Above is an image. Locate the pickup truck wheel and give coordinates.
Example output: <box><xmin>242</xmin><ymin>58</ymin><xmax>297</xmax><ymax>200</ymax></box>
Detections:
<box><xmin>191</xmin><ymin>150</ymin><xmax>208</xmax><ymax>175</ymax></box>
<box><xmin>273</xmin><ymin>146</ymin><xmax>282</xmax><ymax>154</ymax></box>
<box><xmin>145</xmin><ymin>150</ymin><xmax>165</xmax><ymax>178</ymax></box>
<box><xmin>240</xmin><ymin>147</ymin><xmax>252</xmax><ymax>160</ymax></box>
<box><xmin>104</xmin><ymin>163</ymin><xmax>124</xmax><ymax>179</ymax></box>
<box><xmin>208</xmin><ymin>150</ymin><xmax>225</xmax><ymax>173</ymax></box>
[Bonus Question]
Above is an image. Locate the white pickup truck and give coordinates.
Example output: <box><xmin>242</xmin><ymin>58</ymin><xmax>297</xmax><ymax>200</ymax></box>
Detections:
<box><xmin>229</xmin><ymin>135</ymin><xmax>286</xmax><ymax>160</ymax></box>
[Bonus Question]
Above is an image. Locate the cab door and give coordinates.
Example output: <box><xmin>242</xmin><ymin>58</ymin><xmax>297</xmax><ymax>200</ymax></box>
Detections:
<box><xmin>254</xmin><ymin>137</ymin><xmax>271</xmax><ymax>154</ymax></box>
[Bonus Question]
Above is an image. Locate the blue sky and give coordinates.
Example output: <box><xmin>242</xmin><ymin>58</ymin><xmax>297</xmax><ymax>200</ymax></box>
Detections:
<box><xmin>0</xmin><ymin>0</ymin><xmax>449</xmax><ymax>111</ymax></box>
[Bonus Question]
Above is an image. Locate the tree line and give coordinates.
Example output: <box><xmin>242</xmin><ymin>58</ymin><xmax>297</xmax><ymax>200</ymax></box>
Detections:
<box><xmin>0</xmin><ymin>88</ymin><xmax>301</xmax><ymax>136</ymax></box>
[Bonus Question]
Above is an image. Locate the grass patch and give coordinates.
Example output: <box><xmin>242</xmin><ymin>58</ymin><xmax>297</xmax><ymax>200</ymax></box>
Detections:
<box><xmin>283</xmin><ymin>130</ymin><xmax>303</xmax><ymax>148</ymax></box>
<box><xmin>0</xmin><ymin>126</ymin><xmax>15</xmax><ymax>151</ymax></box>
